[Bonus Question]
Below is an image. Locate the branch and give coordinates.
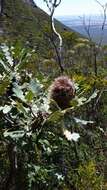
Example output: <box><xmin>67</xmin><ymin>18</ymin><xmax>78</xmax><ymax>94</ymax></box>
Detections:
<box><xmin>44</xmin><ymin>0</ymin><xmax>64</xmax><ymax>73</ymax></box>
<box><xmin>54</xmin><ymin>0</ymin><xmax>61</xmax><ymax>7</ymax></box>
<box><xmin>79</xmin><ymin>15</ymin><xmax>92</xmax><ymax>41</ymax></box>
<box><xmin>95</xmin><ymin>0</ymin><xmax>107</xmax><ymax>46</ymax></box>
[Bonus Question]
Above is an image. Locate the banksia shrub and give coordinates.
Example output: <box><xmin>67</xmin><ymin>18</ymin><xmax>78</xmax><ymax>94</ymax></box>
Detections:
<box><xmin>49</xmin><ymin>76</ymin><xmax>75</xmax><ymax>109</ymax></box>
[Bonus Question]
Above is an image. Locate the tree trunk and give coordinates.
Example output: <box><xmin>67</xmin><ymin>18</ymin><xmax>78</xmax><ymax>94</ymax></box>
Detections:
<box><xmin>0</xmin><ymin>0</ymin><xmax>4</xmax><ymax>16</ymax></box>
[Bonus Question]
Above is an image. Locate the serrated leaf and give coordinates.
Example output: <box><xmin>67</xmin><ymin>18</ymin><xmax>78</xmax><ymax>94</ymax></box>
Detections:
<box><xmin>39</xmin><ymin>139</ymin><xmax>50</xmax><ymax>146</ymax></box>
<box><xmin>13</xmin><ymin>83</ymin><xmax>25</xmax><ymax>101</ymax></box>
<box><xmin>29</xmin><ymin>79</ymin><xmax>43</xmax><ymax>94</ymax></box>
<box><xmin>74</xmin><ymin>117</ymin><xmax>94</xmax><ymax>125</ymax></box>
<box><xmin>46</xmin><ymin>110</ymin><xmax>64</xmax><ymax>123</ymax></box>
<box><xmin>4</xmin><ymin>130</ymin><xmax>25</xmax><ymax>139</ymax></box>
<box><xmin>77</xmin><ymin>96</ymin><xmax>87</xmax><ymax>106</ymax></box>
<box><xmin>86</xmin><ymin>90</ymin><xmax>99</xmax><ymax>103</ymax></box>
<box><xmin>3</xmin><ymin>105</ymin><xmax>12</xmax><ymax>114</ymax></box>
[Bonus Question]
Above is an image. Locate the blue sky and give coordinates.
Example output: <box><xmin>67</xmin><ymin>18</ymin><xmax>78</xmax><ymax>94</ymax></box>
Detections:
<box><xmin>34</xmin><ymin>0</ymin><xmax>107</xmax><ymax>16</ymax></box>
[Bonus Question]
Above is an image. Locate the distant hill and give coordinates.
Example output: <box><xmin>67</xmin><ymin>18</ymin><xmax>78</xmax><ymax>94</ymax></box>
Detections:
<box><xmin>56</xmin><ymin>15</ymin><xmax>107</xmax><ymax>45</ymax></box>
<box><xmin>0</xmin><ymin>0</ymin><xmax>82</xmax><ymax>46</ymax></box>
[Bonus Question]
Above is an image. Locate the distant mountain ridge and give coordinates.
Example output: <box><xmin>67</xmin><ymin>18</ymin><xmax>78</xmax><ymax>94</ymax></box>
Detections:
<box><xmin>56</xmin><ymin>15</ymin><xmax>107</xmax><ymax>45</ymax></box>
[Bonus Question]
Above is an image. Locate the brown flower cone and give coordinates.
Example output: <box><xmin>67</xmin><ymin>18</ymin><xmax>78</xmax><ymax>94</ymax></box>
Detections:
<box><xmin>49</xmin><ymin>76</ymin><xmax>75</xmax><ymax>109</ymax></box>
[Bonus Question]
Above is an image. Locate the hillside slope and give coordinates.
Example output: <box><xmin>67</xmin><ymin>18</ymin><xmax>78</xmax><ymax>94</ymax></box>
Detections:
<box><xmin>0</xmin><ymin>0</ymin><xmax>79</xmax><ymax>46</ymax></box>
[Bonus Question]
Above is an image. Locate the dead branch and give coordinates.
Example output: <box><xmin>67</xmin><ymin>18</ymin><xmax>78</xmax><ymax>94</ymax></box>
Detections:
<box><xmin>95</xmin><ymin>0</ymin><xmax>107</xmax><ymax>46</ymax></box>
<box><xmin>44</xmin><ymin>0</ymin><xmax>64</xmax><ymax>73</ymax></box>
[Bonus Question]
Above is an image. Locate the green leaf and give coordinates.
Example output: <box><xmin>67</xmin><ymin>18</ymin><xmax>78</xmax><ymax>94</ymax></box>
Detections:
<box><xmin>86</xmin><ymin>90</ymin><xmax>99</xmax><ymax>103</ymax></box>
<box><xmin>34</xmin><ymin>165</ymin><xmax>40</xmax><ymax>172</ymax></box>
<box><xmin>74</xmin><ymin>117</ymin><xmax>94</xmax><ymax>125</ymax></box>
<box><xmin>39</xmin><ymin>139</ymin><xmax>50</xmax><ymax>146</ymax></box>
<box><xmin>46</xmin><ymin>110</ymin><xmax>64</xmax><ymax>123</ymax></box>
<box><xmin>76</xmin><ymin>96</ymin><xmax>87</xmax><ymax>106</ymax></box>
<box><xmin>0</xmin><ymin>78</ymin><xmax>10</xmax><ymax>95</ymax></box>
<box><xmin>13</xmin><ymin>83</ymin><xmax>25</xmax><ymax>101</ymax></box>
<box><xmin>25</xmin><ymin>90</ymin><xmax>34</xmax><ymax>102</ymax></box>
<box><xmin>3</xmin><ymin>105</ymin><xmax>12</xmax><ymax>114</ymax></box>
<box><xmin>29</xmin><ymin>79</ymin><xmax>43</xmax><ymax>94</ymax></box>
<box><xmin>4</xmin><ymin>130</ymin><xmax>25</xmax><ymax>139</ymax></box>
<box><xmin>70</xmin><ymin>99</ymin><xmax>79</xmax><ymax>108</ymax></box>
<box><xmin>0</xmin><ymin>59</ymin><xmax>10</xmax><ymax>72</ymax></box>
<box><xmin>16</xmin><ymin>102</ymin><xmax>29</xmax><ymax>115</ymax></box>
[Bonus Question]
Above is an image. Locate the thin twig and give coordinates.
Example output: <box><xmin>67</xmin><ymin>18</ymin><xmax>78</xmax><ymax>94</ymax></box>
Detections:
<box><xmin>95</xmin><ymin>0</ymin><xmax>107</xmax><ymax>46</ymax></box>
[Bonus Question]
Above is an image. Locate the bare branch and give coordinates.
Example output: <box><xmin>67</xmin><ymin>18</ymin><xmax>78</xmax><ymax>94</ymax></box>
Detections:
<box><xmin>95</xmin><ymin>0</ymin><xmax>107</xmax><ymax>30</ymax></box>
<box><xmin>79</xmin><ymin>15</ymin><xmax>92</xmax><ymax>41</ymax></box>
<box><xmin>54</xmin><ymin>0</ymin><xmax>61</xmax><ymax>7</ymax></box>
<box><xmin>43</xmin><ymin>0</ymin><xmax>64</xmax><ymax>73</ymax></box>
<box><xmin>95</xmin><ymin>0</ymin><xmax>107</xmax><ymax>45</ymax></box>
<box><xmin>95</xmin><ymin>0</ymin><xmax>104</xmax><ymax>8</ymax></box>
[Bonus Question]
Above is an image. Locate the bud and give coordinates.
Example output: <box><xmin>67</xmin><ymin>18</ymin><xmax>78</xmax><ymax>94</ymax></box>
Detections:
<box><xmin>49</xmin><ymin>76</ymin><xmax>75</xmax><ymax>109</ymax></box>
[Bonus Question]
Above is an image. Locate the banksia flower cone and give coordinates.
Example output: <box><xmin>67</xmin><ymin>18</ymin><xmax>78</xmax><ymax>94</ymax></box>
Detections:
<box><xmin>49</xmin><ymin>76</ymin><xmax>75</xmax><ymax>109</ymax></box>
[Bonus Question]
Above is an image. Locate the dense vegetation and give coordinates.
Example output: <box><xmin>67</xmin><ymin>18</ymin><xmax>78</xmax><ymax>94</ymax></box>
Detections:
<box><xmin>0</xmin><ymin>0</ymin><xmax>107</xmax><ymax>189</ymax></box>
